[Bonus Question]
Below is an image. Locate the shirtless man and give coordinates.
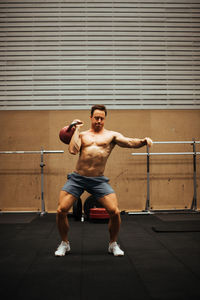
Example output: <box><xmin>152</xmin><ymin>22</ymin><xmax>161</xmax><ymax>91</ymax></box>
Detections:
<box><xmin>55</xmin><ymin>104</ymin><xmax>153</xmax><ymax>257</ymax></box>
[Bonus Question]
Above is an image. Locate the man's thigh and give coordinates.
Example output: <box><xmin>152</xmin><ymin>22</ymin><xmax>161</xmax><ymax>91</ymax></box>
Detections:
<box><xmin>58</xmin><ymin>191</ymin><xmax>77</xmax><ymax>212</ymax></box>
<box><xmin>98</xmin><ymin>193</ymin><xmax>119</xmax><ymax>214</ymax></box>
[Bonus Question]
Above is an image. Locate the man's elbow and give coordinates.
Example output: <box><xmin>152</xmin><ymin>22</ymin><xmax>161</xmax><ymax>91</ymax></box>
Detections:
<box><xmin>131</xmin><ymin>139</ymin><xmax>146</xmax><ymax>148</ymax></box>
<box><xmin>69</xmin><ymin>150</ymin><xmax>76</xmax><ymax>155</ymax></box>
<box><xmin>69</xmin><ymin>141</ymin><xmax>81</xmax><ymax>154</ymax></box>
<box><xmin>69</xmin><ymin>148</ymin><xmax>78</xmax><ymax>155</ymax></box>
<box><xmin>126</xmin><ymin>139</ymin><xmax>136</xmax><ymax>148</ymax></box>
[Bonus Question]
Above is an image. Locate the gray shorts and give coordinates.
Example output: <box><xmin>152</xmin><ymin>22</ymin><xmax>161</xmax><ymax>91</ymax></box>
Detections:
<box><xmin>62</xmin><ymin>172</ymin><xmax>115</xmax><ymax>200</ymax></box>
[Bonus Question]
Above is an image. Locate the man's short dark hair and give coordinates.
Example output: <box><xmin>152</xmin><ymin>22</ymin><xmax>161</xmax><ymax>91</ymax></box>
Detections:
<box><xmin>91</xmin><ymin>105</ymin><xmax>107</xmax><ymax>117</ymax></box>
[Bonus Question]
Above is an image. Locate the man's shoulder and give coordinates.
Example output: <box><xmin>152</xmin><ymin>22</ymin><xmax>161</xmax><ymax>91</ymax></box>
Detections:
<box><xmin>104</xmin><ymin>130</ymin><xmax>122</xmax><ymax>144</ymax></box>
<box><xmin>80</xmin><ymin>129</ymin><xmax>90</xmax><ymax>136</ymax></box>
<box><xmin>103</xmin><ymin>129</ymin><xmax>116</xmax><ymax>134</ymax></box>
<box><xmin>105</xmin><ymin>129</ymin><xmax>120</xmax><ymax>137</ymax></box>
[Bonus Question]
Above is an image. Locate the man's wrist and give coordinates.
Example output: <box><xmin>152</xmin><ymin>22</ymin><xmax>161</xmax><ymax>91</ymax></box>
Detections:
<box><xmin>74</xmin><ymin>125</ymin><xmax>80</xmax><ymax>131</ymax></box>
<box><xmin>142</xmin><ymin>138</ymin><xmax>147</xmax><ymax>146</ymax></box>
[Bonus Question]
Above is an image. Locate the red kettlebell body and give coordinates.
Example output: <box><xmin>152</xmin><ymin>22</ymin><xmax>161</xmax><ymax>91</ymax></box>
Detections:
<box><xmin>59</xmin><ymin>125</ymin><xmax>75</xmax><ymax>144</ymax></box>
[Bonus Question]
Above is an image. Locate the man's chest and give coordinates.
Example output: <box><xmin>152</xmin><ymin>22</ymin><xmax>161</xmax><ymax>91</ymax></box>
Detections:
<box><xmin>81</xmin><ymin>132</ymin><xmax>114</xmax><ymax>148</ymax></box>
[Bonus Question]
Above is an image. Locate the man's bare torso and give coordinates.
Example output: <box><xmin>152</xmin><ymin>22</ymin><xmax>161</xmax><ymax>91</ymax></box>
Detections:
<box><xmin>75</xmin><ymin>129</ymin><xmax>116</xmax><ymax>177</ymax></box>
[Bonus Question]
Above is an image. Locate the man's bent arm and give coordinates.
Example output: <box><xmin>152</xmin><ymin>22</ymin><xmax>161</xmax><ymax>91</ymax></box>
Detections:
<box><xmin>69</xmin><ymin>127</ymin><xmax>81</xmax><ymax>155</ymax></box>
<box><xmin>114</xmin><ymin>132</ymin><xmax>153</xmax><ymax>148</ymax></box>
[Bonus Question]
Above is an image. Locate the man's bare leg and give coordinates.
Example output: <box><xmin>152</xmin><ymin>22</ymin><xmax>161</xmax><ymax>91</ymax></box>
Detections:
<box><xmin>56</xmin><ymin>191</ymin><xmax>77</xmax><ymax>242</ymax></box>
<box><xmin>98</xmin><ymin>193</ymin><xmax>121</xmax><ymax>243</ymax></box>
<box><xmin>98</xmin><ymin>193</ymin><xmax>124</xmax><ymax>256</ymax></box>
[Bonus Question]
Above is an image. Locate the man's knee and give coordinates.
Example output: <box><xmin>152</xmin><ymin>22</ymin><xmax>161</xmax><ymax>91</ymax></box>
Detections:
<box><xmin>57</xmin><ymin>205</ymin><xmax>68</xmax><ymax>215</ymax></box>
<box><xmin>108</xmin><ymin>207</ymin><xmax>120</xmax><ymax>218</ymax></box>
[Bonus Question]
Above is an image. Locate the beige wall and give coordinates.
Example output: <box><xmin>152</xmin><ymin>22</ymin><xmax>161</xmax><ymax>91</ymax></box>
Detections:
<box><xmin>0</xmin><ymin>110</ymin><xmax>200</xmax><ymax>212</ymax></box>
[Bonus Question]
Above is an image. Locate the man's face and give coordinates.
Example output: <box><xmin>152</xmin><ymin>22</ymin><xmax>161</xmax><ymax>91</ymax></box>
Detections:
<box><xmin>90</xmin><ymin>109</ymin><xmax>106</xmax><ymax>131</ymax></box>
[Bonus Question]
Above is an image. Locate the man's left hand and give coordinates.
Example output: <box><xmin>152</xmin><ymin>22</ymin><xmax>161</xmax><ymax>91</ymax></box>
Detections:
<box><xmin>145</xmin><ymin>137</ymin><xmax>153</xmax><ymax>147</ymax></box>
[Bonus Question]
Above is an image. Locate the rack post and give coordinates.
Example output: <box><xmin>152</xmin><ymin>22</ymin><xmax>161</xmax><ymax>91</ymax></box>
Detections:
<box><xmin>191</xmin><ymin>139</ymin><xmax>197</xmax><ymax>210</ymax></box>
<box><xmin>40</xmin><ymin>148</ymin><xmax>46</xmax><ymax>216</ymax></box>
<box><xmin>145</xmin><ymin>144</ymin><xmax>150</xmax><ymax>211</ymax></box>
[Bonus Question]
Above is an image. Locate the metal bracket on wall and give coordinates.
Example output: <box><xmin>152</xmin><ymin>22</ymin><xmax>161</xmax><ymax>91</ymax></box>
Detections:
<box><xmin>0</xmin><ymin>149</ymin><xmax>64</xmax><ymax>216</ymax></box>
<box><xmin>129</xmin><ymin>140</ymin><xmax>200</xmax><ymax>215</ymax></box>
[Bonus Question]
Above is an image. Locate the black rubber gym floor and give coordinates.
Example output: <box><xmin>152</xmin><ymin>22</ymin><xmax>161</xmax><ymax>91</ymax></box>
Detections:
<box><xmin>0</xmin><ymin>212</ymin><xmax>200</xmax><ymax>300</ymax></box>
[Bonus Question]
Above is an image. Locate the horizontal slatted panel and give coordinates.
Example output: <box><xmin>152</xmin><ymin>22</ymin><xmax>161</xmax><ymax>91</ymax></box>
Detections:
<box><xmin>0</xmin><ymin>0</ymin><xmax>200</xmax><ymax>110</ymax></box>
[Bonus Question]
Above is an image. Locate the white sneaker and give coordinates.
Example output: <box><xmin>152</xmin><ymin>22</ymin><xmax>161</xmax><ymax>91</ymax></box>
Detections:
<box><xmin>55</xmin><ymin>241</ymin><xmax>70</xmax><ymax>256</ymax></box>
<box><xmin>108</xmin><ymin>242</ymin><xmax>124</xmax><ymax>256</ymax></box>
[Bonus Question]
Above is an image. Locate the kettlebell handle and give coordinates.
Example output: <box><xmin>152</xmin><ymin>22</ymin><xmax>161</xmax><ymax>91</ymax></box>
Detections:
<box><xmin>67</xmin><ymin>121</ymin><xmax>79</xmax><ymax>131</ymax></box>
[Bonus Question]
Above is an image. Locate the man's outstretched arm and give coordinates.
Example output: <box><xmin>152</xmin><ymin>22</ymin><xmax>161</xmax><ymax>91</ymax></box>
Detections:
<box><xmin>113</xmin><ymin>132</ymin><xmax>153</xmax><ymax>148</ymax></box>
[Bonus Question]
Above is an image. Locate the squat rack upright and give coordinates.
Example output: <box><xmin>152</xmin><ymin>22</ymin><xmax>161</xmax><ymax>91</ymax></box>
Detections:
<box><xmin>130</xmin><ymin>140</ymin><xmax>200</xmax><ymax>214</ymax></box>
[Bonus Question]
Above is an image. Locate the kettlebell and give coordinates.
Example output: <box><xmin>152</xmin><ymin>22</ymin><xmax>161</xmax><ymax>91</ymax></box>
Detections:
<box><xmin>59</xmin><ymin>122</ymin><xmax>78</xmax><ymax>144</ymax></box>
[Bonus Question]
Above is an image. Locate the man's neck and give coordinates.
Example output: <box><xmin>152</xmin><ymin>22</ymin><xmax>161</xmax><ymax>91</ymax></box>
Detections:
<box><xmin>90</xmin><ymin>127</ymin><xmax>104</xmax><ymax>134</ymax></box>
